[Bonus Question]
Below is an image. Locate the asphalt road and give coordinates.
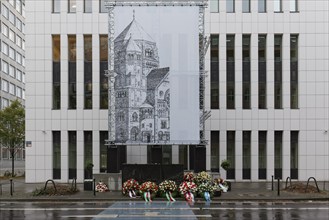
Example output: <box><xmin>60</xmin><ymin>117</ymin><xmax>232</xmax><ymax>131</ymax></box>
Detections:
<box><xmin>1</xmin><ymin>201</ymin><xmax>329</xmax><ymax>220</ymax></box>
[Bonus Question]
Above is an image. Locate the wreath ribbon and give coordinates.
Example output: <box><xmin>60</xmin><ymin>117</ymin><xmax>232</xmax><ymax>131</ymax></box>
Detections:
<box><xmin>204</xmin><ymin>191</ymin><xmax>211</xmax><ymax>201</ymax></box>
<box><xmin>184</xmin><ymin>191</ymin><xmax>194</xmax><ymax>202</ymax></box>
<box><xmin>144</xmin><ymin>191</ymin><xmax>152</xmax><ymax>202</ymax></box>
<box><xmin>165</xmin><ymin>191</ymin><xmax>176</xmax><ymax>202</ymax></box>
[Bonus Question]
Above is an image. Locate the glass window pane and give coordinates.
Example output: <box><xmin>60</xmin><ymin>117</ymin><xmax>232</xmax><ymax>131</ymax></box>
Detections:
<box><xmin>100</xmin><ymin>0</ymin><xmax>106</xmax><ymax>13</ymax></box>
<box><xmin>210</xmin><ymin>0</ymin><xmax>219</xmax><ymax>13</ymax></box>
<box><xmin>290</xmin><ymin>0</ymin><xmax>297</xmax><ymax>12</ymax></box>
<box><xmin>242</xmin><ymin>0</ymin><xmax>250</xmax><ymax>13</ymax></box>
<box><xmin>227</xmin><ymin>0</ymin><xmax>235</xmax><ymax>13</ymax></box>
<box><xmin>53</xmin><ymin>0</ymin><xmax>60</xmax><ymax>13</ymax></box>
<box><xmin>258</xmin><ymin>0</ymin><xmax>266</xmax><ymax>12</ymax></box>
<box><xmin>69</xmin><ymin>0</ymin><xmax>77</xmax><ymax>13</ymax></box>
<box><xmin>274</xmin><ymin>0</ymin><xmax>282</xmax><ymax>12</ymax></box>
<box><xmin>84</xmin><ymin>0</ymin><xmax>92</xmax><ymax>13</ymax></box>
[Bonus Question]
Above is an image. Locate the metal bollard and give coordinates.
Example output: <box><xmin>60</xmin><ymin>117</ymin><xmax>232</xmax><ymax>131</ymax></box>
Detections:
<box><xmin>10</xmin><ymin>179</ymin><xmax>13</xmax><ymax>196</ymax></box>
<box><xmin>271</xmin><ymin>175</ymin><xmax>274</xmax><ymax>191</ymax></box>
<box><xmin>93</xmin><ymin>178</ymin><xmax>96</xmax><ymax>196</ymax></box>
<box><xmin>277</xmin><ymin>178</ymin><xmax>280</xmax><ymax>196</ymax></box>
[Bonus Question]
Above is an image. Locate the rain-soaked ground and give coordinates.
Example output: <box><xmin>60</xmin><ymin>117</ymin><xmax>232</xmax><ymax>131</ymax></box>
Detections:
<box><xmin>1</xmin><ymin>201</ymin><xmax>329</xmax><ymax>219</ymax></box>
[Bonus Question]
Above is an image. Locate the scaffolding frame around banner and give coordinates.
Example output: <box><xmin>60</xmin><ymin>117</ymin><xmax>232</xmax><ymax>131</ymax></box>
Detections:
<box><xmin>104</xmin><ymin>0</ymin><xmax>209</xmax><ymax>146</ymax></box>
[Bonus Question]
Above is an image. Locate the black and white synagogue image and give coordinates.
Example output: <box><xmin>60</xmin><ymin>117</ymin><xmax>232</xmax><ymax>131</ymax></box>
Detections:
<box><xmin>114</xmin><ymin>12</ymin><xmax>170</xmax><ymax>143</ymax></box>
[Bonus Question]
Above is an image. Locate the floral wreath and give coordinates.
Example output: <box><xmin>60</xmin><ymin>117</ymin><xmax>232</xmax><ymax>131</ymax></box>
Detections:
<box><xmin>179</xmin><ymin>181</ymin><xmax>197</xmax><ymax>195</ymax></box>
<box><xmin>139</xmin><ymin>181</ymin><xmax>159</xmax><ymax>194</ymax></box>
<box><xmin>195</xmin><ymin>171</ymin><xmax>211</xmax><ymax>185</ymax></box>
<box><xmin>183</xmin><ymin>172</ymin><xmax>194</xmax><ymax>182</ymax></box>
<box><xmin>122</xmin><ymin>178</ymin><xmax>139</xmax><ymax>195</ymax></box>
<box><xmin>95</xmin><ymin>181</ymin><xmax>109</xmax><ymax>192</ymax></box>
<box><xmin>159</xmin><ymin>180</ymin><xmax>177</xmax><ymax>193</ymax></box>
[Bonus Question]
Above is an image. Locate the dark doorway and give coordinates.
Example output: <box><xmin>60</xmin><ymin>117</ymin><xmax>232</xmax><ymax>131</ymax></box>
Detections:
<box><xmin>148</xmin><ymin>145</ymin><xmax>162</xmax><ymax>164</ymax></box>
<box><xmin>107</xmin><ymin>145</ymin><xmax>126</xmax><ymax>173</ymax></box>
<box><xmin>189</xmin><ymin>145</ymin><xmax>206</xmax><ymax>172</ymax></box>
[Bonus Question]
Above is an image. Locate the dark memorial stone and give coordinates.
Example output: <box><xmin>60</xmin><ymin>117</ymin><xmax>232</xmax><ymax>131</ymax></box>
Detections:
<box><xmin>122</xmin><ymin>164</ymin><xmax>184</xmax><ymax>184</ymax></box>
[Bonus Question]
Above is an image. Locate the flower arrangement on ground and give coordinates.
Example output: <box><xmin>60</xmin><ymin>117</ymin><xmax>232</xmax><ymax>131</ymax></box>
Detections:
<box><xmin>183</xmin><ymin>172</ymin><xmax>194</xmax><ymax>182</ymax></box>
<box><xmin>159</xmin><ymin>180</ymin><xmax>177</xmax><ymax>202</ymax></box>
<box><xmin>139</xmin><ymin>181</ymin><xmax>159</xmax><ymax>202</ymax></box>
<box><xmin>197</xmin><ymin>182</ymin><xmax>217</xmax><ymax>201</ymax></box>
<box><xmin>95</xmin><ymin>181</ymin><xmax>109</xmax><ymax>192</ymax></box>
<box><xmin>122</xmin><ymin>178</ymin><xmax>139</xmax><ymax>198</ymax></box>
<box><xmin>194</xmin><ymin>171</ymin><xmax>211</xmax><ymax>185</ymax></box>
<box><xmin>179</xmin><ymin>181</ymin><xmax>197</xmax><ymax>202</ymax></box>
<box><xmin>213</xmin><ymin>178</ymin><xmax>229</xmax><ymax>192</ymax></box>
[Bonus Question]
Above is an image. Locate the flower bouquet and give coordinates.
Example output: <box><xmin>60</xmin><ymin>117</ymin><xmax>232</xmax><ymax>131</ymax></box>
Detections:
<box><xmin>139</xmin><ymin>181</ymin><xmax>158</xmax><ymax>202</ymax></box>
<box><xmin>179</xmin><ymin>181</ymin><xmax>197</xmax><ymax>202</ymax></box>
<box><xmin>159</xmin><ymin>180</ymin><xmax>177</xmax><ymax>202</ymax></box>
<box><xmin>194</xmin><ymin>171</ymin><xmax>211</xmax><ymax>185</ymax></box>
<box><xmin>183</xmin><ymin>172</ymin><xmax>195</xmax><ymax>182</ymax></box>
<box><xmin>213</xmin><ymin>178</ymin><xmax>229</xmax><ymax>192</ymax></box>
<box><xmin>122</xmin><ymin>178</ymin><xmax>139</xmax><ymax>198</ymax></box>
<box><xmin>197</xmin><ymin>182</ymin><xmax>216</xmax><ymax>201</ymax></box>
<box><xmin>95</xmin><ymin>181</ymin><xmax>109</xmax><ymax>192</ymax></box>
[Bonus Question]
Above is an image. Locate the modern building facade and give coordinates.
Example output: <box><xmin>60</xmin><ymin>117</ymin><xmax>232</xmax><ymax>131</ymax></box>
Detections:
<box><xmin>0</xmin><ymin>0</ymin><xmax>26</xmax><ymax>160</ymax></box>
<box><xmin>25</xmin><ymin>0</ymin><xmax>328</xmax><ymax>183</ymax></box>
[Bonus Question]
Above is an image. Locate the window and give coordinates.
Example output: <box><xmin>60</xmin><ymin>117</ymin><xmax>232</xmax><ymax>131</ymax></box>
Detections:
<box><xmin>274</xmin><ymin>0</ymin><xmax>282</xmax><ymax>12</ymax></box>
<box><xmin>226</xmin><ymin>131</ymin><xmax>235</xmax><ymax>179</ymax></box>
<box><xmin>290</xmin><ymin>0</ymin><xmax>298</xmax><ymax>12</ymax></box>
<box><xmin>84</xmin><ymin>131</ymin><xmax>93</xmax><ymax>179</ymax></box>
<box><xmin>210</xmin><ymin>0</ymin><xmax>219</xmax><ymax>13</ymax></box>
<box><xmin>52</xmin><ymin>0</ymin><xmax>60</xmax><ymax>13</ymax></box>
<box><xmin>84</xmin><ymin>35</ymin><xmax>93</xmax><ymax>109</ymax></box>
<box><xmin>100</xmin><ymin>35</ymin><xmax>108</xmax><ymax>109</ymax></box>
<box><xmin>68</xmin><ymin>0</ymin><xmax>76</xmax><ymax>13</ymax></box>
<box><xmin>258</xmin><ymin>131</ymin><xmax>267</xmax><ymax>179</ymax></box>
<box><xmin>52</xmin><ymin>131</ymin><xmax>61</xmax><ymax>179</ymax></box>
<box><xmin>274</xmin><ymin>131</ymin><xmax>283</xmax><ymax>179</ymax></box>
<box><xmin>210</xmin><ymin>35</ymin><xmax>219</xmax><ymax>109</ymax></box>
<box><xmin>290</xmin><ymin>131</ymin><xmax>299</xmax><ymax>179</ymax></box>
<box><xmin>84</xmin><ymin>0</ymin><xmax>92</xmax><ymax>13</ymax></box>
<box><xmin>2</xmin><ymin>6</ymin><xmax>9</xmax><ymax>19</ymax></box>
<box><xmin>100</xmin><ymin>0</ymin><xmax>106</xmax><ymax>13</ymax></box>
<box><xmin>16</xmin><ymin>0</ymin><xmax>21</xmax><ymax>13</ymax></box>
<box><xmin>68</xmin><ymin>35</ymin><xmax>76</xmax><ymax>109</ymax></box>
<box><xmin>16</xmin><ymin>69</ymin><xmax>22</xmax><ymax>81</ymax></box>
<box><xmin>9</xmin><ymin>47</ymin><xmax>15</xmax><ymax>60</ymax></box>
<box><xmin>9</xmin><ymin>29</ymin><xmax>15</xmax><ymax>42</ymax></box>
<box><xmin>179</xmin><ymin>145</ymin><xmax>188</xmax><ymax>170</ymax></box>
<box><xmin>211</xmin><ymin>131</ymin><xmax>220</xmax><ymax>172</ymax></box>
<box><xmin>242</xmin><ymin>35</ymin><xmax>251</xmax><ymax>109</ymax></box>
<box><xmin>1</xmin><ymin>61</ymin><xmax>9</xmax><ymax>74</ymax></box>
<box><xmin>2</xmin><ymin>23</ymin><xmax>9</xmax><ymax>37</ymax></box>
<box><xmin>16</xmin><ymin>86</ymin><xmax>22</xmax><ymax>98</ymax></box>
<box><xmin>227</xmin><ymin>0</ymin><xmax>235</xmax><ymax>13</ymax></box>
<box><xmin>16</xmin><ymin>52</ymin><xmax>22</xmax><ymax>64</ymax></box>
<box><xmin>16</xmin><ymin>35</ymin><xmax>22</xmax><ymax>48</ymax></box>
<box><xmin>2</xmin><ymin>98</ymin><xmax>9</xmax><ymax>108</ymax></box>
<box><xmin>16</xmin><ymin>18</ymin><xmax>22</xmax><ymax>31</ymax></box>
<box><xmin>226</xmin><ymin>35</ymin><xmax>235</xmax><ymax>109</ymax></box>
<box><xmin>242</xmin><ymin>0</ymin><xmax>250</xmax><ymax>13</ymax></box>
<box><xmin>9</xmin><ymin>11</ymin><xmax>15</xmax><ymax>24</ymax></box>
<box><xmin>274</xmin><ymin>35</ymin><xmax>282</xmax><ymax>109</ymax></box>
<box><xmin>52</xmin><ymin>35</ymin><xmax>61</xmax><ymax>109</ymax></box>
<box><xmin>258</xmin><ymin>35</ymin><xmax>267</xmax><ymax>109</ymax></box>
<box><xmin>2</xmin><ymin>42</ymin><xmax>9</xmax><ymax>55</ymax></box>
<box><xmin>258</xmin><ymin>0</ymin><xmax>266</xmax><ymax>12</ymax></box>
<box><xmin>100</xmin><ymin>131</ymin><xmax>108</xmax><ymax>173</ymax></box>
<box><xmin>2</xmin><ymin>80</ymin><xmax>9</xmax><ymax>92</ymax></box>
<box><xmin>242</xmin><ymin>131</ymin><xmax>251</xmax><ymax>179</ymax></box>
<box><xmin>68</xmin><ymin>131</ymin><xmax>77</xmax><ymax>179</ymax></box>
<box><xmin>9</xmin><ymin>65</ymin><xmax>15</xmax><ymax>78</ymax></box>
<box><xmin>290</xmin><ymin>35</ymin><xmax>298</xmax><ymax>109</ymax></box>
<box><xmin>9</xmin><ymin>0</ymin><xmax>15</xmax><ymax>7</ymax></box>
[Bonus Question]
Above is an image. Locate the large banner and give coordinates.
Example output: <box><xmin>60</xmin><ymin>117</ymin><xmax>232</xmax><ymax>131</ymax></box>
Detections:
<box><xmin>113</xmin><ymin>6</ymin><xmax>199</xmax><ymax>144</ymax></box>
